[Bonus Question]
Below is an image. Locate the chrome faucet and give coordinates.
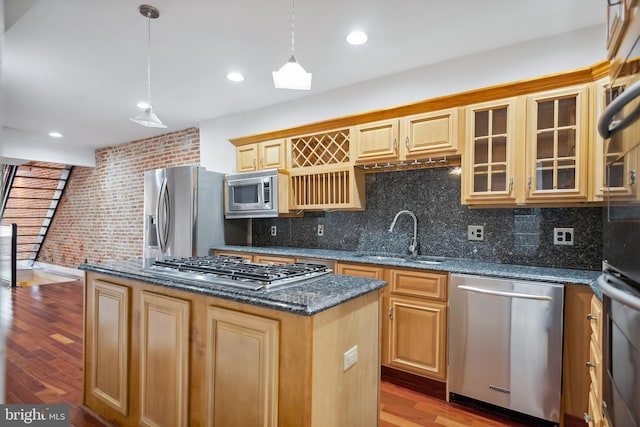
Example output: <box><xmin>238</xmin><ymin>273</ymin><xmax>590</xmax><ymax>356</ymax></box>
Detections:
<box><xmin>389</xmin><ymin>210</ymin><xmax>418</xmax><ymax>257</ymax></box>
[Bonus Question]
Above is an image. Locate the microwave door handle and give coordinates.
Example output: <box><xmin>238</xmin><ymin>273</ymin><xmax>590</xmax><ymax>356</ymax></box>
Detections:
<box><xmin>157</xmin><ymin>177</ymin><xmax>170</xmax><ymax>254</ymax></box>
<box><xmin>597</xmin><ymin>273</ymin><xmax>640</xmax><ymax>311</ymax></box>
<box><xmin>598</xmin><ymin>79</ymin><xmax>640</xmax><ymax>139</ymax></box>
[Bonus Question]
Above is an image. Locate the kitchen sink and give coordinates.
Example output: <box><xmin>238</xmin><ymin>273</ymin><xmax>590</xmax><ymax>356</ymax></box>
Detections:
<box><xmin>353</xmin><ymin>253</ymin><xmax>446</xmax><ymax>265</ymax></box>
<box><xmin>361</xmin><ymin>255</ymin><xmax>407</xmax><ymax>262</ymax></box>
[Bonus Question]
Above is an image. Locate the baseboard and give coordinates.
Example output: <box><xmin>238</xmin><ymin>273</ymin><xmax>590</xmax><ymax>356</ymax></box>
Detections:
<box><xmin>32</xmin><ymin>261</ymin><xmax>83</xmax><ymax>280</ymax></box>
<box><xmin>380</xmin><ymin>366</ymin><xmax>447</xmax><ymax>400</ymax></box>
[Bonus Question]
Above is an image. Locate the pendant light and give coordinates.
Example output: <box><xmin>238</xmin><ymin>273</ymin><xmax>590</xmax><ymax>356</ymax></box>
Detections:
<box><xmin>272</xmin><ymin>0</ymin><xmax>312</xmax><ymax>90</ymax></box>
<box><xmin>130</xmin><ymin>5</ymin><xmax>166</xmax><ymax>128</ymax></box>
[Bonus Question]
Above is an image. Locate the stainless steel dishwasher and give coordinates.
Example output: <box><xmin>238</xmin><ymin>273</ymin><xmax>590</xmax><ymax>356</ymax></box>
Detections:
<box><xmin>448</xmin><ymin>274</ymin><xmax>564</xmax><ymax>426</ymax></box>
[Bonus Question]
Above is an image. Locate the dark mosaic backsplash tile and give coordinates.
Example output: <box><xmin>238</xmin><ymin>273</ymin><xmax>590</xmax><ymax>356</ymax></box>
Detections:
<box><xmin>253</xmin><ymin>168</ymin><xmax>603</xmax><ymax>270</ymax></box>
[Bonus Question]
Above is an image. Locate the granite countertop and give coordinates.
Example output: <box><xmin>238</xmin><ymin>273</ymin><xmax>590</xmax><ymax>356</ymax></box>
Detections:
<box><xmin>215</xmin><ymin>245</ymin><xmax>603</xmax><ymax>295</ymax></box>
<box><xmin>78</xmin><ymin>259</ymin><xmax>387</xmax><ymax>316</ymax></box>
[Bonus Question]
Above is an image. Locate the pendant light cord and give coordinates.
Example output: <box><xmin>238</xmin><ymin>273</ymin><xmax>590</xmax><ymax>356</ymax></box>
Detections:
<box><xmin>146</xmin><ymin>10</ymin><xmax>152</xmax><ymax>106</ymax></box>
<box><xmin>290</xmin><ymin>0</ymin><xmax>295</xmax><ymax>57</ymax></box>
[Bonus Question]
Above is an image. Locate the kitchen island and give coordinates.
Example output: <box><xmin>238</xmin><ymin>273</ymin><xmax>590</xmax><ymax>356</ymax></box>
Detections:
<box><xmin>79</xmin><ymin>259</ymin><xmax>386</xmax><ymax>427</ymax></box>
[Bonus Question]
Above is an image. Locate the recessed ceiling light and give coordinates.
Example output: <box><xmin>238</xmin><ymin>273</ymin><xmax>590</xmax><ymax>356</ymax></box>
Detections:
<box><xmin>227</xmin><ymin>72</ymin><xmax>245</xmax><ymax>82</ymax></box>
<box><xmin>137</xmin><ymin>101</ymin><xmax>150</xmax><ymax>109</ymax></box>
<box><xmin>48</xmin><ymin>131</ymin><xmax>63</xmax><ymax>138</ymax></box>
<box><xmin>346</xmin><ymin>31</ymin><xmax>368</xmax><ymax>45</ymax></box>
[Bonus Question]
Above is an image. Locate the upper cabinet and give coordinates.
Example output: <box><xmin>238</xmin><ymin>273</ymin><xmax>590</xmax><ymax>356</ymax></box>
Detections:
<box><xmin>236</xmin><ymin>139</ymin><xmax>286</xmax><ymax>172</ymax></box>
<box><xmin>593</xmin><ymin>77</ymin><xmax>637</xmax><ymax>201</ymax></box>
<box><xmin>462</xmin><ymin>98</ymin><xmax>519</xmax><ymax>205</ymax></box>
<box><xmin>524</xmin><ymin>85</ymin><xmax>590</xmax><ymax>202</ymax></box>
<box><xmin>354</xmin><ymin>108</ymin><xmax>461</xmax><ymax>165</ymax></box>
<box><xmin>462</xmin><ymin>84</ymin><xmax>591</xmax><ymax>206</ymax></box>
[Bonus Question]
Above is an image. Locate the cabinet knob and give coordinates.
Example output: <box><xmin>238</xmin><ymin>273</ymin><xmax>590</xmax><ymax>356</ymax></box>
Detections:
<box><xmin>404</xmin><ymin>136</ymin><xmax>409</xmax><ymax>148</ymax></box>
<box><xmin>585</xmin><ymin>361</ymin><xmax>596</xmax><ymax>368</ymax></box>
<box><xmin>260</xmin><ymin>158</ymin><xmax>264</xmax><ymax>168</ymax></box>
<box><xmin>388</xmin><ymin>308</ymin><xmax>393</xmax><ymax>320</ymax></box>
<box><xmin>527</xmin><ymin>176</ymin><xmax>532</xmax><ymax>190</ymax></box>
<box><xmin>587</xmin><ymin>313</ymin><xmax>598</xmax><ymax>321</ymax></box>
<box><xmin>392</xmin><ymin>138</ymin><xmax>397</xmax><ymax>151</ymax></box>
<box><xmin>509</xmin><ymin>177</ymin><xmax>514</xmax><ymax>193</ymax></box>
<box><xmin>630</xmin><ymin>170</ymin><xmax>636</xmax><ymax>186</ymax></box>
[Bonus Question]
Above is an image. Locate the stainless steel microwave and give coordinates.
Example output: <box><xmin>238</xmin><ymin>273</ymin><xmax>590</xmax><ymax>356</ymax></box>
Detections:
<box><xmin>224</xmin><ymin>169</ymin><xmax>283</xmax><ymax>219</ymax></box>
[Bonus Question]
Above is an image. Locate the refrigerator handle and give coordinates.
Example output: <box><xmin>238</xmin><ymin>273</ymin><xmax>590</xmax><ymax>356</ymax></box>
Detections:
<box><xmin>157</xmin><ymin>177</ymin><xmax>170</xmax><ymax>254</ymax></box>
<box><xmin>457</xmin><ymin>285</ymin><xmax>554</xmax><ymax>301</ymax></box>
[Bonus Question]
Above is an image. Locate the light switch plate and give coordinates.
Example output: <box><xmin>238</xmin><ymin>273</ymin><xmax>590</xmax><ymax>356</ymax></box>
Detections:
<box><xmin>343</xmin><ymin>345</ymin><xmax>358</xmax><ymax>371</ymax></box>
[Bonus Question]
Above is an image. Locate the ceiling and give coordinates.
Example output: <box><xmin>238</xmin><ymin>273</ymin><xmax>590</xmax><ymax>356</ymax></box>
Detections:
<box><xmin>2</xmin><ymin>0</ymin><xmax>605</xmax><ymax>152</ymax></box>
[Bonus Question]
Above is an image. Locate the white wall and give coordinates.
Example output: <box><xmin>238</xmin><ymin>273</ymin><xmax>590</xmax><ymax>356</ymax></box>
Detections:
<box><xmin>200</xmin><ymin>25</ymin><xmax>607</xmax><ymax>174</ymax></box>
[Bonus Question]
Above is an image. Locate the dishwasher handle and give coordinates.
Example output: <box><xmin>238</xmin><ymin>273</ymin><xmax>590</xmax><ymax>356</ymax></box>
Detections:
<box><xmin>457</xmin><ymin>285</ymin><xmax>554</xmax><ymax>301</ymax></box>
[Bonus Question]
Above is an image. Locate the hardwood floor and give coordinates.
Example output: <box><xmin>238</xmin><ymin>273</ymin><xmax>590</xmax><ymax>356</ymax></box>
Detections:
<box><xmin>3</xmin><ymin>280</ymin><xmax>527</xmax><ymax>427</ymax></box>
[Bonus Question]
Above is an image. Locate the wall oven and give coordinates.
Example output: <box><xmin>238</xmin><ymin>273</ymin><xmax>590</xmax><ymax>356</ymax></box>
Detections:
<box><xmin>597</xmin><ymin>29</ymin><xmax>640</xmax><ymax>427</ymax></box>
<box><xmin>225</xmin><ymin>169</ymin><xmax>285</xmax><ymax>219</ymax></box>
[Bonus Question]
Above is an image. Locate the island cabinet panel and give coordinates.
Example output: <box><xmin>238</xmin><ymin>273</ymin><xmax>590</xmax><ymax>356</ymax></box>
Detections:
<box><xmin>205</xmin><ymin>306</ymin><xmax>280</xmax><ymax>427</ymax></box>
<box><xmin>83</xmin><ymin>269</ymin><xmax>383</xmax><ymax>427</ymax></box>
<box><xmin>139</xmin><ymin>292</ymin><xmax>190</xmax><ymax>427</ymax></box>
<box><xmin>86</xmin><ymin>279</ymin><xmax>130</xmax><ymax>416</ymax></box>
<box><xmin>311</xmin><ymin>291</ymin><xmax>380</xmax><ymax>427</ymax></box>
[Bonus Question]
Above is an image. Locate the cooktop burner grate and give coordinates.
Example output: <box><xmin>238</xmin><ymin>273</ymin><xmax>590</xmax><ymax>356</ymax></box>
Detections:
<box><xmin>147</xmin><ymin>255</ymin><xmax>330</xmax><ymax>290</ymax></box>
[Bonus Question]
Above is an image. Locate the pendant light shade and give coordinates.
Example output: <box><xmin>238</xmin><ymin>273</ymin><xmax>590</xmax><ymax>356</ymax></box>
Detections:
<box><xmin>130</xmin><ymin>107</ymin><xmax>166</xmax><ymax>128</ymax></box>
<box><xmin>130</xmin><ymin>5</ymin><xmax>166</xmax><ymax>128</ymax></box>
<box><xmin>272</xmin><ymin>55</ymin><xmax>312</xmax><ymax>90</ymax></box>
<box><xmin>273</xmin><ymin>0</ymin><xmax>312</xmax><ymax>90</ymax></box>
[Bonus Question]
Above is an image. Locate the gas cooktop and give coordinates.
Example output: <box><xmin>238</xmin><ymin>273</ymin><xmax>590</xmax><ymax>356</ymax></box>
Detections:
<box><xmin>146</xmin><ymin>255</ymin><xmax>331</xmax><ymax>290</ymax></box>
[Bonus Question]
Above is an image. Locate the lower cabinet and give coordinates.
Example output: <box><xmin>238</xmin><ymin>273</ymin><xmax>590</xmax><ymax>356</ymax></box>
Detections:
<box><xmin>336</xmin><ymin>262</ymin><xmax>448</xmax><ymax>382</ymax></box>
<box><xmin>586</xmin><ymin>294</ymin><xmax>609</xmax><ymax>427</ymax></box>
<box><xmin>139</xmin><ymin>292</ymin><xmax>190</xmax><ymax>427</ymax></box>
<box><xmin>86</xmin><ymin>279</ymin><xmax>130</xmax><ymax>416</ymax></box>
<box><xmin>385</xmin><ymin>269</ymin><xmax>447</xmax><ymax>381</ymax></box>
<box><xmin>84</xmin><ymin>271</ymin><xmax>380</xmax><ymax>427</ymax></box>
<box><xmin>205</xmin><ymin>306</ymin><xmax>279</xmax><ymax>427</ymax></box>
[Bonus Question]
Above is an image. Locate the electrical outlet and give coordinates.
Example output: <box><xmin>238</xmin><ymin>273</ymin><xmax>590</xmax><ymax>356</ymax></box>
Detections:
<box><xmin>317</xmin><ymin>224</ymin><xmax>324</xmax><ymax>236</ymax></box>
<box><xmin>270</xmin><ymin>225</ymin><xmax>277</xmax><ymax>237</ymax></box>
<box><xmin>554</xmin><ymin>227</ymin><xmax>574</xmax><ymax>245</ymax></box>
<box><xmin>467</xmin><ymin>225</ymin><xmax>484</xmax><ymax>241</ymax></box>
<box><xmin>343</xmin><ymin>345</ymin><xmax>358</xmax><ymax>371</ymax></box>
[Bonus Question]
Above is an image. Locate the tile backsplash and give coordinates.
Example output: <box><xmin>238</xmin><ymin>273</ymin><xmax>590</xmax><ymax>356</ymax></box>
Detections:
<box><xmin>253</xmin><ymin>167</ymin><xmax>602</xmax><ymax>270</ymax></box>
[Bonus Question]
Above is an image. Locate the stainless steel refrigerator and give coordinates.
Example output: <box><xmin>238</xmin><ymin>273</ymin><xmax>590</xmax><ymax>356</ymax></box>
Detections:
<box><xmin>143</xmin><ymin>165</ymin><xmax>247</xmax><ymax>259</ymax></box>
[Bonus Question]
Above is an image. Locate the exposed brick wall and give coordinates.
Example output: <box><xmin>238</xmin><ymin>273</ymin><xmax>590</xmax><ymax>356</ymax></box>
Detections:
<box><xmin>38</xmin><ymin>128</ymin><xmax>200</xmax><ymax>268</ymax></box>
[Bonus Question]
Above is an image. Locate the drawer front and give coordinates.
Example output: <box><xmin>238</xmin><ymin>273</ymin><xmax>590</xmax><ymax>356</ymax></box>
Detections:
<box><xmin>335</xmin><ymin>263</ymin><xmax>384</xmax><ymax>279</ymax></box>
<box><xmin>589</xmin><ymin>337</ymin><xmax>602</xmax><ymax>393</ymax></box>
<box><xmin>389</xmin><ymin>269</ymin><xmax>447</xmax><ymax>301</ymax></box>
<box><xmin>589</xmin><ymin>295</ymin><xmax>603</xmax><ymax>348</ymax></box>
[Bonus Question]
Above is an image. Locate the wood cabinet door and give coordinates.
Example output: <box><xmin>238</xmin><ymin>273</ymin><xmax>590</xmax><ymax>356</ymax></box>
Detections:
<box><xmin>236</xmin><ymin>144</ymin><xmax>258</xmax><ymax>172</ymax></box>
<box><xmin>206</xmin><ymin>306</ymin><xmax>280</xmax><ymax>427</ymax></box>
<box><xmin>462</xmin><ymin>98</ymin><xmax>519</xmax><ymax>205</ymax></box>
<box><xmin>139</xmin><ymin>292</ymin><xmax>190</xmax><ymax>427</ymax></box>
<box><xmin>335</xmin><ymin>262</ymin><xmax>384</xmax><ymax>279</ymax></box>
<box><xmin>525</xmin><ymin>85</ymin><xmax>590</xmax><ymax>202</ymax></box>
<box><xmin>387</xmin><ymin>296</ymin><xmax>447</xmax><ymax>381</ymax></box>
<box><xmin>87</xmin><ymin>279</ymin><xmax>130</xmax><ymax>416</ymax></box>
<box><xmin>354</xmin><ymin>119</ymin><xmax>399</xmax><ymax>164</ymax></box>
<box><xmin>401</xmin><ymin>108</ymin><xmax>460</xmax><ymax>159</ymax></box>
<box><xmin>593</xmin><ymin>77</ymin><xmax>638</xmax><ymax>201</ymax></box>
<box><xmin>253</xmin><ymin>254</ymin><xmax>296</xmax><ymax>264</ymax></box>
<box><xmin>260</xmin><ymin>139</ymin><xmax>286</xmax><ymax>170</ymax></box>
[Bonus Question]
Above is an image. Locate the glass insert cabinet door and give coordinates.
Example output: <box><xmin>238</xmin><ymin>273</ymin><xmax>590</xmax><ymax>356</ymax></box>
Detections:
<box><xmin>525</xmin><ymin>85</ymin><xmax>589</xmax><ymax>201</ymax></box>
<box><xmin>463</xmin><ymin>98</ymin><xmax>517</xmax><ymax>203</ymax></box>
<box><xmin>595</xmin><ymin>77</ymin><xmax>637</xmax><ymax>200</ymax></box>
